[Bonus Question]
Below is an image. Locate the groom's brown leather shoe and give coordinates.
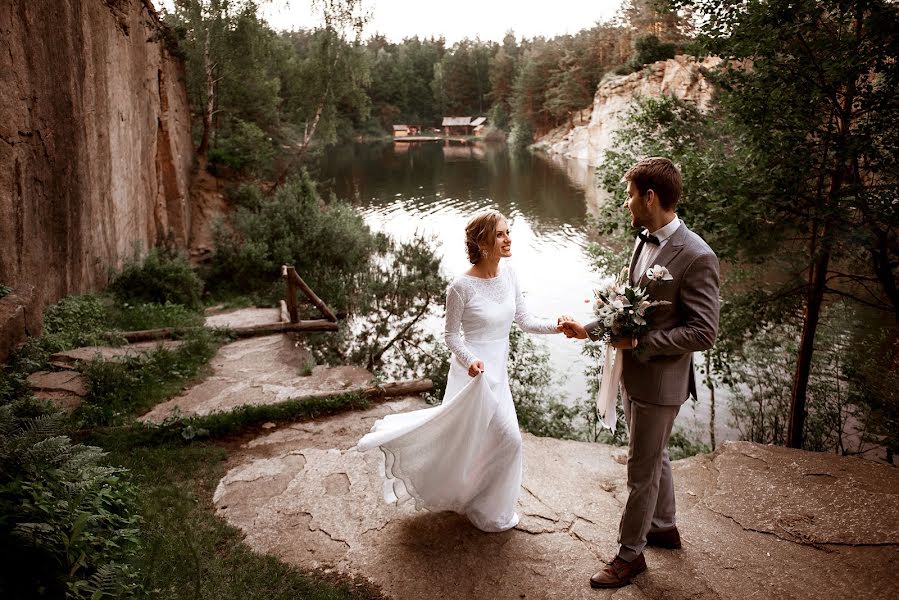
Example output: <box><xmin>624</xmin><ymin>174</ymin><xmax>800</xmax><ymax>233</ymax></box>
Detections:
<box><xmin>589</xmin><ymin>554</ymin><xmax>646</xmax><ymax>589</ymax></box>
<box><xmin>646</xmin><ymin>526</ymin><xmax>681</xmax><ymax>549</ymax></box>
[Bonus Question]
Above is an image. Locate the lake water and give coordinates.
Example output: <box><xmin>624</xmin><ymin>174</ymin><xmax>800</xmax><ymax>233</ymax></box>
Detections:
<box><xmin>316</xmin><ymin>140</ymin><xmax>737</xmax><ymax>444</ymax></box>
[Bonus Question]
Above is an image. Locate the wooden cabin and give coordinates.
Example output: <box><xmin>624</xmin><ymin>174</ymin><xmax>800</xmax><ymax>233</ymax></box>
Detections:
<box><xmin>470</xmin><ymin>116</ymin><xmax>487</xmax><ymax>136</ymax></box>
<box><xmin>441</xmin><ymin>116</ymin><xmax>473</xmax><ymax>135</ymax></box>
<box><xmin>392</xmin><ymin>124</ymin><xmax>410</xmax><ymax>138</ymax></box>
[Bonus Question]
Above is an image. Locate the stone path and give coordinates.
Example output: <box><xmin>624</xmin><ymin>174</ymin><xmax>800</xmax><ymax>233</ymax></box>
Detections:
<box><xmin>213</xmin><ymin>398</ymin><xmax>899</xmax><ymax>600</ymax></box>
<box><xmin>139</xmin><ymin>334</ymin><xmax>372</xmax><ymax>423</ymax></box>
<box><xmin>133</xmin><ymin>306</ymin><xmax>368</xmax><ymax>422</ymax></box>
<box><xmin>49</xmin><ymin>340</ymin><xmax>185</xmax><ymax>369</ymax></box>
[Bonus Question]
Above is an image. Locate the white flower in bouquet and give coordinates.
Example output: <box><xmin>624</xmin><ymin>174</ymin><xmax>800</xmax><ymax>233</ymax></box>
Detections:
<box><xmin>591</xmin><ymin>265</ymin><xmax>672</xmax><ymax>346</ymax></box>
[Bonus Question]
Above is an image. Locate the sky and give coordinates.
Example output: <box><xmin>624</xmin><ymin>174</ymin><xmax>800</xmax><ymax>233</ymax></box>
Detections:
<box><xmin>154</xmin><ymin>1</ymin><xmax>625</xmax><ymax>44</ymax></box>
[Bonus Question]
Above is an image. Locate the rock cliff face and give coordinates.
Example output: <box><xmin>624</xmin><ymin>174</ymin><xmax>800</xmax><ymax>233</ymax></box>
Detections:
<box><xmin>535</xmin><ymin>55</ymin><xmax>720</xmax><ymax>167</ymax></box>
<box><xmin>0</xmin><ymin>0</ymin><xmax>193</xmax><ymax>354</ymax></box>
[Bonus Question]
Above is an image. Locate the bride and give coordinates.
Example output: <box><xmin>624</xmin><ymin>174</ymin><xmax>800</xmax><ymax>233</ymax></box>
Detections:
<box><xmin>355</xmin><ymin>209</ymin><xmax>565</xmax><ymax>532</ymax></box>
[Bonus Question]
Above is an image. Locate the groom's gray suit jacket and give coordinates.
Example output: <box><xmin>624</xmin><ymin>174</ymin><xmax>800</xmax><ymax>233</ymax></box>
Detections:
<box><xmin>587</xmin><ymin>222</ymin><xmax>720</xmax><ymax>406</ymax></box>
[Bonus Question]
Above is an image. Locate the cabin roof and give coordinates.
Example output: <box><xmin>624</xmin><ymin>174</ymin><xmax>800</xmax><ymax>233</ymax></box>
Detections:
<box><xmin>441</xmin><ymin>116</ymin><xmax>472</xmax><ymax>126</ymax></box>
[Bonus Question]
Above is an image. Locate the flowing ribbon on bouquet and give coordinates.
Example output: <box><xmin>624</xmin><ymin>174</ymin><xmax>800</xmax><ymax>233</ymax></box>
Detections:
<box><xmin>596</xmin><ymin>346</ymin><xmax>623</xmax><ymax>433</ymax></box>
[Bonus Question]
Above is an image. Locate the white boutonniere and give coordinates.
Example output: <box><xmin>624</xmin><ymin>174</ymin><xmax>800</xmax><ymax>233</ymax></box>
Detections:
<box><xmin>646</xmin><ymin>265</ymin><xmax>674</xmax><ymax>282</ymax></box>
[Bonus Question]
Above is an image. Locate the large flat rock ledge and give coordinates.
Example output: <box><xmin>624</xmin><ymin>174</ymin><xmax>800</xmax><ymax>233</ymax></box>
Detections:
<box><xmin>214</xmin><ymin>399</ymin><xmax>899</xmax><ymax>600</ymax></box>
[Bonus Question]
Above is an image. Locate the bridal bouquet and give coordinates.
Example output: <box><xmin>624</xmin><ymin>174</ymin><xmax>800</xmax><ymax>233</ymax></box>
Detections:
<box><xmin>591</xmin><ymin>266</ymin><xmax>671</xmax><ymax>433</ymax></box>
<box><xmin>590</xmin><ymin>266</ymin><xmax>671</xmax><ymax>343</ymax></box>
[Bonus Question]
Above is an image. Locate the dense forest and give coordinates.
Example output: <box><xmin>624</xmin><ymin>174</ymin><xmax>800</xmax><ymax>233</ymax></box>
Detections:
<box><xmin>159</xmin><ymin>0</ymin><xmax>691</xmax><ymax>173</ymax></box>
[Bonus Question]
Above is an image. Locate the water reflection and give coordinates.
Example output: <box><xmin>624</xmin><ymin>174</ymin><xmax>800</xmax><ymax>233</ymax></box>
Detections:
<box><xmin>314</xmin><ymin>140</ymin><xmax>736</xmax><ymax>444</ymax></box>
<box><xmin>317</xmin><ymin>140</ymin><xmax>600</xmax><ymax>404</ymax></box>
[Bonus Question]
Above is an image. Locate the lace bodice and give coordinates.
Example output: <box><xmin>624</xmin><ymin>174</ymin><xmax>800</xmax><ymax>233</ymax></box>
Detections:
<box><xmin>444</xmin><ymin>265</ymin><xmax>557</xmax><ymax>368</ymax></box>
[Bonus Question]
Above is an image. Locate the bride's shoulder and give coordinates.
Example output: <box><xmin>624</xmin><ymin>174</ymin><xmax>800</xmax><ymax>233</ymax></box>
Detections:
<box><xmin>447</xmin><ymin>274</ymin><xmax>472</xmax><ymax>296</ymax></box>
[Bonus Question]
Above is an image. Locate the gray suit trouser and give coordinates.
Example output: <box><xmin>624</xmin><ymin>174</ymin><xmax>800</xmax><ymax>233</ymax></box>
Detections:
<box><xmin>617</xmin><ymin>394</ymin><xmax>680</xmax><ymax>562</ymax></box>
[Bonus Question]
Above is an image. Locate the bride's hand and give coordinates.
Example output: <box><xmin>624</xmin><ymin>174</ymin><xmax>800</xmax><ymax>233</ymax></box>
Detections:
<box><xmin>468</xmin><ymin>360</ymin><xmax>485</xmax><ymax>377</ymax></box>
<box><xmin>556</xmin><ymin>314</ymin><xmax>575</xmax><ymax>332</ymax></box>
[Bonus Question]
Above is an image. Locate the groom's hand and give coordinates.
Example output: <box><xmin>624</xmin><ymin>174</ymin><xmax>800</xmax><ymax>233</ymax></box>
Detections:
<box><xmin>610</xmin><ymin>337</ymin><xmax>638</xmax><ymax>349</ymax></box>
<box><xmin>556</xmin><ymin>315</ymin><xmax>575</xmax><ymax>333</ymax></box>
<box><xmin>468</xmin><ymin>359</ymin><xmax>485</xmax><ymax>377</ymax></box>
<box><xmin>558</xmin><ymin>317</ymin><xmax>589</xmax><ymax>339</ymax></box>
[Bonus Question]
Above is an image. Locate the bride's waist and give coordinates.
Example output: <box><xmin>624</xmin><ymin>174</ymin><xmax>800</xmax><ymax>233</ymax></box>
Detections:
<box><xmin>463</xmin><ymin>336</ymin><xmax>509</xmax><ymax>346</ymax></box>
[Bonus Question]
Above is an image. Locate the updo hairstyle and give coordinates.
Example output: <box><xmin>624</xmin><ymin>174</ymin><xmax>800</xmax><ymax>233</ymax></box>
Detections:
<box><xmin>464</xmin><ymin>209</ymin><xmax>505</xmax><ymax>264</ymax></box>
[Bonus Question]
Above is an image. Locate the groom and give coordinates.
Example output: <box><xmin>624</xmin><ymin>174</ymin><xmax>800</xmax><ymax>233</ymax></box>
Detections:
<box><xmin>562</xmin><ymin>157</ymin><xmax>720</xmax><ymax>588</ymax></box>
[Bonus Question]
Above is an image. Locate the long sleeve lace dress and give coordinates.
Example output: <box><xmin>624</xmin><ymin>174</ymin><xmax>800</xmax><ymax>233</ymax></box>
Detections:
<box><xmin>355</xmin><ymin>264</ymin><xmax>557</xmax><ymax>532</ymax></box>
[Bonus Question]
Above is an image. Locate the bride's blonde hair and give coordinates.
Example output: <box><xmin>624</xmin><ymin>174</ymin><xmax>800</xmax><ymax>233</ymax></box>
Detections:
<box><xmin>465</xmin><ymin>209</ymin><xmax>506</xmax><ymax>264</ymax></box>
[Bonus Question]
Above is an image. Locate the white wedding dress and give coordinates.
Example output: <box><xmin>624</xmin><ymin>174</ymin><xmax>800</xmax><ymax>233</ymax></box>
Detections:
<box><xmin>356</xmin><ymin>264</ymin><xmax>558</xmax><ymax>532</ymax></box>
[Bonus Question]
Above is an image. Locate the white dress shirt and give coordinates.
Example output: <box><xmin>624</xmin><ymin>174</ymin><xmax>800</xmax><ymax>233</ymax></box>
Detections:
<box><xmin>633</xmin><ymin>216</ymin><xmax>682</xmax><ymax>283</ymax></box>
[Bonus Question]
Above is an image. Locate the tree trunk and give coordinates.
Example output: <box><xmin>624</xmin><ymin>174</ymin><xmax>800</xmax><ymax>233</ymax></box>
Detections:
<box><xmin>871</xmin><ymin>229</ymin><xmax>899</xmax><ymax>322</ymax></box>
<box><xmin>706</xmin><ymin>353</ymin><xmax>716</xmax><ymax>451</ymax></box>
<box><xmin>787</xmin><ymin>234</ymin><xmax>831</xmax><ymax>449</ymax></box>
<box><xmin>367</xmin><ymin>300</ymin><xmax>431</xmax><ymax>370</ymax></box>
<box><xmin>197</xmin><ymin>29</ymin><xmax>214</xmax><ymax>159</ymax></box>
<box><xmin>273</xmin><ymin>103</ymin><xmax>324</xmax><ymax>189</ymax></box>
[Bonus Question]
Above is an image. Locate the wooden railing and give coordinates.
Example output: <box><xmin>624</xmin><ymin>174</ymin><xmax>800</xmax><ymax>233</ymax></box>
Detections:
<box><xmin>280</xmin><ymin>265</ymin><xmax>339</xmax><ymax>325</ymax></box>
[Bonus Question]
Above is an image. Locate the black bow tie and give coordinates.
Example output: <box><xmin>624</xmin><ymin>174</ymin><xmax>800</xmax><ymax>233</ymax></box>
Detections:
<box><xmin>638</xmin><ymin>232</ymin><xmax>661</xmax><ymax>246</ymax></box>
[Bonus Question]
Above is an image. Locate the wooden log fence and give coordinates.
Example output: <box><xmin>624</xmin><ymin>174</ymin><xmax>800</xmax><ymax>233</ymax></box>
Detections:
<box><xmin>281</xmin><ymin>265</ymin><xmax>338</xmax><ymax>323</ymax></box>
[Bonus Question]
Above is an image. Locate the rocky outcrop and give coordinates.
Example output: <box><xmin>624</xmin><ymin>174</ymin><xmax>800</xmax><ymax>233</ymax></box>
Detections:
<box><xmin>0</xmin><ymin>0</ymin><xmax>194</xmax><ymax>360</ymax></box>
<box><xmin>535</xmin><ymin>55</ymin><xmax>720</xmax><ymax>167</ymax></box>
<box><xmin>215</xmin><ymin>402</ymin><xmax>899</xmax><ymax>600</ymax></box>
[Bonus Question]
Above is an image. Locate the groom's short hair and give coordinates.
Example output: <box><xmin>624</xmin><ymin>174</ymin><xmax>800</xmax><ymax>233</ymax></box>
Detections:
<box><xmin>624</xmin><ymin>157</ymin><xmax>682</xmax><ymax>210</ymax></box>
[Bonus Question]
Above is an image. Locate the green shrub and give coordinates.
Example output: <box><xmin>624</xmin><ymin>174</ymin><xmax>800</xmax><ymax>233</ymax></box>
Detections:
<box><xmin>508</xmin><ymin>120</ymin><xmax>534</xmax><ymax>152</ymax></box>
<box><xmin>209</xmin><ymin>119</ymin><xmax>275</xmax><ymax>176</ymax></box>
<box><xmin>0</xmin><ymin>283</ymin><xmax>11</xmax><ymax>299</ymax></box>
<box><xmin>225</xmin><ymin>182</ymin><xmax>265</xmax><ymax>212</ymax></box>
<box><xmin>10</xmin><ymin>295</ymin><xmax>116</xmax><ymax>374</ymax></box>
<box><xmin>508</xmin><ymin>326</ymin><xmax>580</xmax><ymax>440</ymax></box>
<box><xmin>108</xmin><ymin>248</ymin><xmax>204</xmax><ymax>310</ymax></box>
<box><xmin>0</xmin><ymin>401</ymin><xmax>142</xmax><ymax>599</ymax></box>
<box><xmin>667</xmin><ymin>429</ymin><xmax>711</xmax><ymax>460</ymax></box>
<box><xmin>632</xmin><ymin>34</ymin><xmax>676</xmax><ymax>67</ymax></box>
<box><xmin>207</xmin><ymin>171</ymin><xmax>380</xmax><ymax>309</ymax></box>
<box><xmin>612</xmin><ymin>35</ymin><xmax>677</xmax><ymax>77</ymax></box>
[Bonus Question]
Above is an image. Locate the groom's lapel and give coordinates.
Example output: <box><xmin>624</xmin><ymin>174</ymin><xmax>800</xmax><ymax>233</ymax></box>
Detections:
<box><xmin>637</xmin><ymin>222</ymin><xmax>687</xmax><ymax>287</ymax></box>
<box><xmin>628</xmin><ymin>239</ymin><xmax>643</xmax><ymax>286</ymax></box>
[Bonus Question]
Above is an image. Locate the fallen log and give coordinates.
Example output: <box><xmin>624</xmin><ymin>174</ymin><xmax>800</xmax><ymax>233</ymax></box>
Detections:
<box><xmin>361</xmin><ymin>378</ymin><xmax>434</xmax><ymax>398</ymax></box>
<box><xmin>272</xmin><ymin>378</ymin><xmax>435</xmax><ymax>404</ymax></box>
<box><xmin>229</xmin><ymin>320</ymin><xmax>339</xmax><ymax>338</ymax></box>
<box><xmin>114</xmin><ymin>319</ymin><xmax>339</xmax><ymax>343</ymax></box>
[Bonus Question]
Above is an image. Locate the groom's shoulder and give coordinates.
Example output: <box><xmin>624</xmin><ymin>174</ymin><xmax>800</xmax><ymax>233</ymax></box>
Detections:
<box><xmin>681</xmin><ymin>225</ymin><xmax>717</xmax><ymax>260</ymax></box>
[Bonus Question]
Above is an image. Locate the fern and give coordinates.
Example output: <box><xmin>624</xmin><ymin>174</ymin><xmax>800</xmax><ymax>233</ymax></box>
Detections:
<box><xmin>0</xmin><ymin>399</ymin><xmax>142</xmax><ymax>599</ymax></box>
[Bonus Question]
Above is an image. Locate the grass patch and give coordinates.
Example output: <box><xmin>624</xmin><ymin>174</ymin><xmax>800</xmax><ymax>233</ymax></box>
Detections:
<box><xmin>7</xmin><ymin>295</ymin><xmax>207</xmax><ymax>377</ymax></box>
<box><xmin>107</xmin><ymin>302</ymin><xmax>204</xmax><ymax>331</ymax></box>
<box><xmin>84</xmin><ymin>430</ymin><xmax>381</xmax><ymax>600</ymax></box>
<box><xmin>103</xmin><ymin>391</ymin><xmax>373</xmax><ymax>448</ymax></box>
<box><xmin>78</xmin><ymin>330</ymin><xmax>223</xmax><ymax>426</ymax></box>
